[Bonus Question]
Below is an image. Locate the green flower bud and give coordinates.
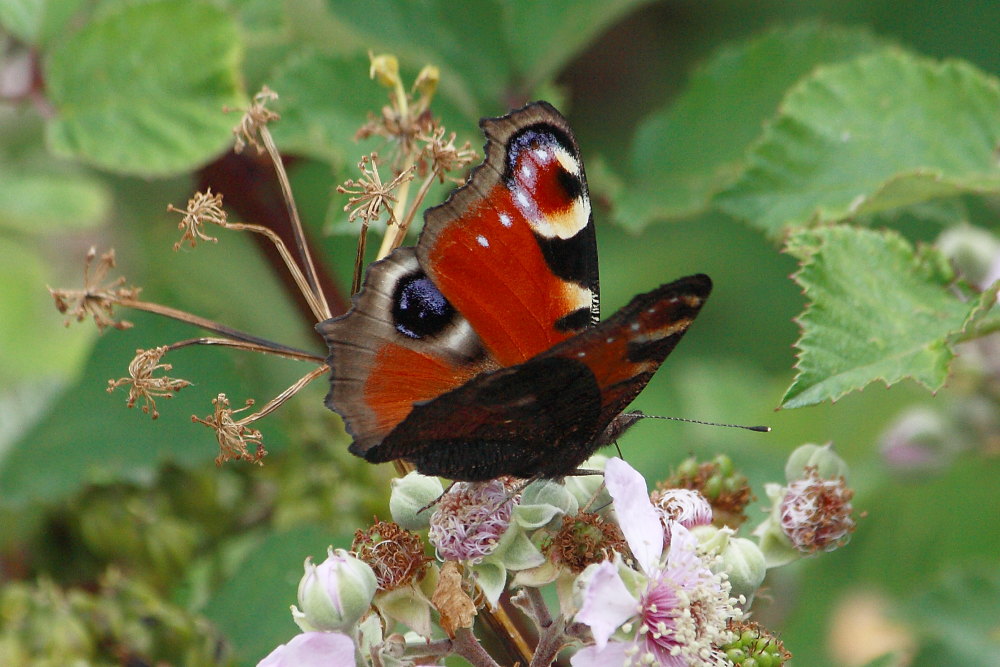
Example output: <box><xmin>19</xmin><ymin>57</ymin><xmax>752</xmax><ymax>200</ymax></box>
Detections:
<box><xmin>937</xmin><ymin>224</ymin><xmax>1000</xmax><ymax>288</ymax></box>
<box><xmin>389</xmin><ymin>471</ymin><xmax>444</xmax><ymax>530</ymax></box>
<box><xmin>784</xmin><ymin>443</ymin><xmax>848</xmax><ymax>482</ymax></box>
<box><xmin>369</xmin><ymin>53</ymin><xmax>401</xmax><ymax>89</ymax></box>
<box><xmin>292</xmin><ymin>547</ymin><xmax>377</xmax><ymax>633</ymax></box>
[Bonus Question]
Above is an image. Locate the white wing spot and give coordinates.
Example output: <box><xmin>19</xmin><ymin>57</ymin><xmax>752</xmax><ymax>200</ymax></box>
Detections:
<box><xmin>647</xmin><ymin>307</ymin><xmax>657</xmax><ymax>314</ymax></box>
<box><xmin>534</xmin><ymin>148</ymin><xmax>549</xmax><ymax>161</ymax></box>
<box><xmin>576</xmin><ymin>351</ymin><xmax>586</xmax><ymax>358</ymax></box>
<box><xmin>520</xmin><ymin>164</ymin><xmax>533</xmax><ymax>180</ymax></box>
<box><xmin>606</xmin><ymin>336</ymin><xmax>616</xmax><ymax>343</ymax></box>
<box><xmin>516</xmin><ymin>191</ymin><xmax>530</xmax><ymax>208</ymax></box>
<box><xmin>476</xmin><ymin>234</ymin><xmax>489</xmax><ymax>248</ymax></box>
<box><xmin>499</xmin><ymin>213</ymin><xmax>512</xmax><ymax>228</ymax></box>
<box><xmin>630</xmin><ymin>322</ymin><xmax>641</xmax><ymax>331</ymax></box>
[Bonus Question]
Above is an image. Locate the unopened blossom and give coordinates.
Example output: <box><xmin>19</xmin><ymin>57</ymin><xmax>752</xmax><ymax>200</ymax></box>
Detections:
<box><xmin>573</xmin><ymin>458</ymin><xmax>742</xmax><ymax>666</ymax></box>
<box><xmin>428</xmin><ymin>479</ymin><xmax>519</xmax><ymax>563</ymax></box>
<box><xmin>292</xmin><ymin>547</ymin><xmax>377</xmax><ymax>633</ymax></box>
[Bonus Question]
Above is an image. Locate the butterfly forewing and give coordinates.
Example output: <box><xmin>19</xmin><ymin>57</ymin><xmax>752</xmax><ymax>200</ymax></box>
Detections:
<box><xmin>418</xmin><ymin>102</ymin><xmax>600</xmax><ymax>366</ymax></box>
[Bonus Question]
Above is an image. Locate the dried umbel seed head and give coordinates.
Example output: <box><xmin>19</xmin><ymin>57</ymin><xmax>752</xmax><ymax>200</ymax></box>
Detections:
<box><xmin>107</xmin><ymin>347</ymin><xmax>191</xmax><ymax>419</ymax></box>
<box><xmin>779</xmin><ymin>467</ymin><xmax>856</xmax><ymax>554</ymax></box>
<box><xmin>191</xmin><ymin>394</ymin><xmax>266</xmax><ymax>466</ymax></box>
<box><xmin>49</xmin><ymin>247</ymin><xmax>140</xmax><ymax>331</ymax></box>
<box><xmin>352</xmin><ymin>519</ymin><xmax>430</xmax><ymax>591</ymax></box>
<box><xmin>548</xmin><ymin>512</ymin><xmax>626</xmax><ymax>573</ymax></box>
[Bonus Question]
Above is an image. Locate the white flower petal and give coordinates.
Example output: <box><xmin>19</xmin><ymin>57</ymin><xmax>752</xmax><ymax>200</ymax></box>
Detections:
<box><xmin>570</xmin><ymin>640</ymin><xmax>630</xmax><ymax>666</ymax></box>
<box><xmin>605</xmin><ymin>457</ymin><xmax>663</xmax><ymax>574</ymax></box>
<box><xmin>575</xmin><ymin>561</ymin><xmax>638</xmax><ymax>650</ymax></box>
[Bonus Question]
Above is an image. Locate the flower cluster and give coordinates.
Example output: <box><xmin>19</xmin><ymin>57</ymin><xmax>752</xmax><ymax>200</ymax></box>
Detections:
<box><xmin>258</xmin><ymin>446</ymin><xmax>856</xmax><ymax>665</ymax></box>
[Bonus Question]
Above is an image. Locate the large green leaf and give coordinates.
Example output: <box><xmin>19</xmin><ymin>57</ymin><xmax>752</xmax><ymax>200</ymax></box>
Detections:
<box><xmin>0</xmin><ymin>240</ymin><xmax>95</xmax><ymax>382</ymax></box>
<box><xmin>781</xmin><ymin>226</ymin><xmax>996</xmax><ymax>408</ymax></box>
<box><xmin>322</xmin><ymin>0</ymin><xmax>650</xmax><ymax>111</ymax></box>
<box><xmin>615</xmin><ymin>23</ymin><xmax>885</xmax><ymax>229</ymax></box>
<box><xmin>716</xmin><ymin>50</ymin><xmax>1000</xmax><ymax>236</ymax></box>
<box><xmin>0</xmin><ymin>312</ymin><xmax>292</xmax><ymax>506</ymax></box>
<box><xmin>0</xmin><ymin>171</ymin><xmax>110</xmax><ymax>233</ymax></box>
<box><xmin>0</xmin><ymin>0</ymin><xmax>84</xmax><ymax>45</ymax></box>
<box><xmin>44</xmin><ymin>0</ymin><xmax>245</xmax><ymax>176</ymax></box>
<box><xmin>906</xmin><ymin>568</ymin><xmax>1000</xmax><ymax>666</ymax></box>
<box><xmin>203</xmin><ymin>524</ymin><xmax>353</xmax><ymax>666</ymax></box>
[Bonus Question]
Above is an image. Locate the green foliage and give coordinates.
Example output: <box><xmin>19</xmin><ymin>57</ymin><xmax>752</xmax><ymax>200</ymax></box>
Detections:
<box><xmin>782</xmin><ymin>226</ymin><xmax>996</xmax><ymax>408</ymax></box>
<box><xmin>615</xmin><ymin>22</ymin><xmax>887</xmax><ymax>228</ymax></box>
<box><xmin>716</xmin><ymin>50</ymin><xmax>1000</xmax><ymax>235</ymax></box>
<box><xmin>44</xmin><ymin>0</ymin><xmax>245</xmax><ymax>176</ymax></box>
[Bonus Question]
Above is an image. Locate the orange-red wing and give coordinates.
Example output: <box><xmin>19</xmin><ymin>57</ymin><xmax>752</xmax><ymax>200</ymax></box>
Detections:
<box><xmin>417</xmin><ymin>102</ymin><xmax>600</xmax><ymax>367</ymax></box>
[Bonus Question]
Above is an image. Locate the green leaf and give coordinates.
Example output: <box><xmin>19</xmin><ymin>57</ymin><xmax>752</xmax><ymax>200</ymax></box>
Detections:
<box><xmin>781</xmin><ymin>226</ymin><xmax>996</xmax><ymax>408</ymax></box>
<box><xmin>267</xmin><ymin>52</ymin><xmax>389</xmax><ymax>164</ymax></box>
<box><xmin>615</xmin><ymin>22</ymin><xmax>885</xmax><ymax>229</ymax></box>
<box><xmin>0</xmin><ymin>240</ymin><xmax>95</xmax><ymax>382</ymax></box>
<box><xmin>716</xmin><ymin>50</ymin><xmax>1000</xmax><ymax>236</ymax></box>
<box><xmin>202</xmin><ymin>524</ymin><xmax>350</xmax><ymax>665</ymax></box>
<box><xmin>0</xmin><ymin>0</ymin><xmax>85</xmax><ymax>45</ymax></box>
<box><xmin>0</xmin><ymin>171</ymin><xmax>111</xmax><ymax>233</ymax></box>
<box><xmin>905</xmin><ymin>567</ymin><xmax>1000</xmax><ymax>666</ymax></box>
<box><xmin>0</xmin><ymin>312</ymin><xmax>290</xmax><ymax>506</ymax></box>
<box><xmin>44</xmin><ymin>0</ymin><xmax>244</xmax><ymax>177</ymax></box>
<box><xmin>322</xmin><ymin>0</ymin><xmax>649</xmax><ymax>109</ymax></box>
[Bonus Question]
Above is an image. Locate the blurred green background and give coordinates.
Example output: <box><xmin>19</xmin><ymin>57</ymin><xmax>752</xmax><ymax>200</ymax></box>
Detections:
<box><xmin>1</xmin><ymin>1</ymin><xmax>998</xmax><ymax>665</ymax></box>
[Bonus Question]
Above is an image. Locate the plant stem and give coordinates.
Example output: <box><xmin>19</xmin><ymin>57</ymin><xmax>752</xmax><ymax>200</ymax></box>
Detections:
<box><xmin>452</xmin><ymin>627</ymin><xmax>502</xmax><ymax>667</ymax></box>
<box><xmin>118</xmin><ymin>298</ymin><xmax>318</xmax><ymax>359</ymax></box>
<box><xmin>258</xmin><ymin>126</ymin><xmax>331</xmax><ymax>320</ymax></box>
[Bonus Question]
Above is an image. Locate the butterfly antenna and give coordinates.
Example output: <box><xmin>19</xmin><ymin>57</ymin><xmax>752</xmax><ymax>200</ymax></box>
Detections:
<box><xmin>627</xmin><ymin>412</ymin><xmax>771</xmax><ymax>433</ymax></box>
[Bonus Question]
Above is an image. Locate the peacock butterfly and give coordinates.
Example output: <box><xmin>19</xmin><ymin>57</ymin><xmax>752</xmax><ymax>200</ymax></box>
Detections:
<box><xmin>317</xmin><ymin>101</ymin><xmax>711</xmax><ymax>481</ymax></box>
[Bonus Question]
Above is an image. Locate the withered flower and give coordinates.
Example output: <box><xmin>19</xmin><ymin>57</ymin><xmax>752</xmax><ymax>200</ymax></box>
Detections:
<box><xmin>232</xmin><ymin>86</ymin><xmax>280</xmax><ymax>154</ymax></box>
<box><xmin>49</xmin><ymin>247</ymin><xmax>140</xmax><ymax>331</ymax></box>
<box><xmin>192</xmin><ymin>393</ymin><xmax>267</xmax><ymax>465</ymax></box>
<box><xmin>167</xmin><ymin>189</ymin><xmax>227</xmax><ymax>250</ymax></box>
<box><xmin>107</xmin><ymin>346</ymin><xmax>191</xmax><ymax>419</ymax></box>
<box><xmin>419</xmin><ymin>124</ymin><xmax>476</xmax><ymax>183</ymax></box>
<box><xmin>337</xmin><ymin>153</ymin><xmax>413</xmax><ymax>225</ymax></box>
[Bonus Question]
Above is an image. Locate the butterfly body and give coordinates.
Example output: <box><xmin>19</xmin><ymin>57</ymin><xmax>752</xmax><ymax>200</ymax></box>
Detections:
<box><xmin>318</xmin><ymin>102</ymin><xmax>710</xmax><ymax>481</ymax></box>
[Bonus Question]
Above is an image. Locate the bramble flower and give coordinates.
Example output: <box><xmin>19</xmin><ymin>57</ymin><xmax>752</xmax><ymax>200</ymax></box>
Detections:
<box><xmin>389</xmin><ymin>471</ymin><xmax>445</xmax><ymax>530</ymax></box>
<box><xmin>756</xmin><ymin>444</ymin><xmax>856</xmax><ymax>566</ymax></box>
<box><xmin>573</xmin><ymin>458</ymin><xmax>741</xmax><ymax>666</ymax></box>
<box><xmin>664</xmin><ymin>454</ymin><xmax>753</xmax><ymax>528</ymax></box>
<box><xmin>106</xmin><ymin>347</ymin><xmax>191</xmax><ymax>419</ymax></box>
<box><xmin>778</xmin><ymin>467</ymin><xmax>855</xmax><ymax>554</ymax></box>
<box><xmin>257</xmin><ymin>631</ymin><xmax>356</xmax><ymax>667</ymax></box>
<box><xmin>427</xmin><ymin>478</ymin><xmax>519</xmax><ymax>563</ymax></box>
<box><xmin>292</xmin><ymin>547</ymin><xmax>377</xmax><ymax>633</ymax></box>
<box><xmin>49</xmin><ymin>247</ymin><xmax>140</xmax><ymax>331</ymax></box>
<box><xmin>651</xmin><ymin>487</ymin><xmax>714</xmax><ymax>536</ymax></box>
<box><xmin>167</xmin><ymin>189</ymin><xmax>227</xmax><ymax>249</ymax></box>
<box><xmin>352</xmin><ymin>519</ymin><xmax>430</xmax><ymax>592</ymax></box>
